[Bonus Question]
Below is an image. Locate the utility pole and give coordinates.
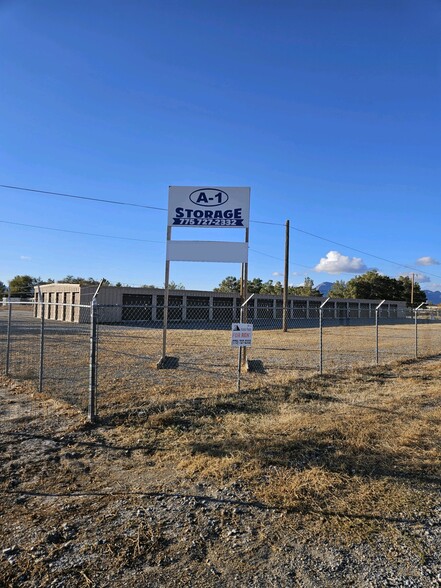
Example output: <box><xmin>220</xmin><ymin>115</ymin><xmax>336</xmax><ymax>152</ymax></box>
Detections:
<box><xmin>282</xmin><ymin>219</ymin><xmax>290</xmax><ymax>332</ymax></box>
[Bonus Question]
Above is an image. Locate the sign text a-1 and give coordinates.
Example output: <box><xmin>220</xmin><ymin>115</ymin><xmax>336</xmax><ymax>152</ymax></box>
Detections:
<box><xmin>168</xmin><ymin>186</ymin><xmax>250</xmax><ymax>228</ymax></box>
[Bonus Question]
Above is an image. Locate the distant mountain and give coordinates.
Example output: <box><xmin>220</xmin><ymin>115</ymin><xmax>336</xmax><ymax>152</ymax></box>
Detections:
<box><xmin>424</xmin><ymin>290</ymin><xmax>441</xmax><ymax>305</ymax></box>
<box><xmin>317</xmin><ymin>282</ymin><xmax>334</xmax><ymax>296</ymax></box>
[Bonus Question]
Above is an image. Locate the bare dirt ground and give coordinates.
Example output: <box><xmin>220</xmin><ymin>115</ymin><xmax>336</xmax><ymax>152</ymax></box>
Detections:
<box><xmin>1</xmin><ymin>357</ymin><xmax>440</xmax><ymax>587</ymax></box>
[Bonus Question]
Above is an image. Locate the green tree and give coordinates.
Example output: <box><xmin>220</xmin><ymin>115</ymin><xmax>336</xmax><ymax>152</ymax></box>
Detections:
<box><xmin>59</xmin><ymin>276</ymin><xmax>110</xmax><ymax>286</ymax></box>
<box><xmin>9</xmin><ymin>275</ymin><xmax>39</xmax><ymax>298</ymax></box>
<box><xmin>215</xmin><ymin>275</ymin><xmax>322</xmax><ymax>296</ymax></box>
<box><xmin>247</xmin><ymin>277</ymin><xmax>264</xmax><ymax>293</ymax></box>
<box><xmin>260</xmin><ymin>279</ymin><xmax>283</xmax><ymax>294</ymax></box>
<box><xmin>344</xmin><ymin>270</ymin><xmax>426</xmax><ymax>305</ymax></box>
<box><xmin>215</xmin><ymin>276</ymin><xmax>283</xmax><ymax>294</ymax></box>
<box><xmin>329</xmin><ymin>280</ymin><xmax>349</xmax><ymax>298</ymax></box>
<box><xmin>168</xmin><ymin>281</ymin><xmax>185</xmax><ymax>290</ymax></box>
<box><xmin>291</xmin><ymin>277</ymin><xmax>322</xmax><ymax>297</ymax></box>
<box><xmin>346</xmin><ymin>270</ymin><xmax>396</xmax><ymax>300</ymax></box>
<box><xmin>0</xmin><ymin>281</ymin><xmax>7</xmax><ymax>298</ymax></box>
<box><xmin>214</xmin><ymin>276</ymin><xmax>241</xmax><ymax>292</ymax></box>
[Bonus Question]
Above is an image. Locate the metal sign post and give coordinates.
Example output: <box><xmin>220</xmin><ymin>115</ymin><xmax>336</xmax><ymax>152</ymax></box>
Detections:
<box><xmin>232</xmin><ymin>313</ymin><xmax>254</xmax><ymax>392</ymax></box>
<box><xmin>241</xmin><ymin>228</ymin><xmax>249</xmax><ymax>365</ymax></box>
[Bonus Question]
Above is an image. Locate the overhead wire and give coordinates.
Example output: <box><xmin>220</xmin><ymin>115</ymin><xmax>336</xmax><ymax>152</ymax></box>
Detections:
<box><xmin>1</xmin><ymin>182</ymin><xmax>439</xmax><ymax>279</ymax></box>
<box><xmin>288</xmin><ymin>225</ymin><xmax>441</xmax><ymax>280</ymax></box>
<box><xmin>0</xmin><ymin>220</ymin><xmax>163</xmax><ymax>243</ymax></box>
<box><xmin>0</xmin><ymin>183</ymin><xmax>167</xmax><ymax>211</ymax></box>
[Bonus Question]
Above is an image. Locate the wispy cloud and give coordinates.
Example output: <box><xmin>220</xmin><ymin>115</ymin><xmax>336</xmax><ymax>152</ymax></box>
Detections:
<box><xmin>272</xmin><ymin>271</ymin><xmax>283</xmax><ymax>277</ymax></box>
<box><xmin>314</xmin><ymin>251</ymin><xmax>367</xmax><ymax>275</ymax></box>
<box><xmin>20</xmin><ymin>255</ymin><xmax>31</xmax><ymax>261</ymax></box>
<box><xmin>399</xmin><ymin>272</ymin><xmax>431</xmax><ymax>283</ymax></box>
<box><xmin>416</xmin><ymin>256</ymin><xmax>440</xmax><ymax>266</ymax></box>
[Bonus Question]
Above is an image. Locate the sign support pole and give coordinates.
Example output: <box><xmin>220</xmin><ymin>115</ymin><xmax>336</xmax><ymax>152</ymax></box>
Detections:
<box><xmin>236</xmin><ymin>294</ymin><xmax>254</xmax><ymax>391</ymax></box>
<box><xmin>237</xmin><ymin>346</ymin><xmax>242</xmax><ymax>393</ymax></box>
<box><xmin>241</xmin><ymin>227</ymin><xmax>249</xmax><ymax>366</ymax></box>
<box><xmin>162</xmin><ymin>227</ymin><xmax>172</xmax><ymax>361</ymax></box>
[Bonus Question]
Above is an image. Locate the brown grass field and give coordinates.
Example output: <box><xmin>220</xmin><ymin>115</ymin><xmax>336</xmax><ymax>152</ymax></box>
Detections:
<box><xmin>1</xmin><ymin>310</ymin><xmax>440</xmax><ymax>587</ymax></box>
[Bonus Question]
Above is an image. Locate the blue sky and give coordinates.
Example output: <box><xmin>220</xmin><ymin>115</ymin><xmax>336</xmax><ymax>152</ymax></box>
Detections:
<box><xmin>1</xmin><ymin>0</ymin><xmax>440</xmax><ymax>291</ymax></box>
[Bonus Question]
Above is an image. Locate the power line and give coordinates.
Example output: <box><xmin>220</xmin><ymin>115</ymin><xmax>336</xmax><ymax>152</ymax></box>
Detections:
<box><xmin>289</xmin><ymin>225</ymin><xmax>441</xmax><ymax>280</ymax></box>
<box><xmin>2</xmin><ymin>182</ymin><xmax>439</xmax><ymax>279</ymax></box>
<box><xmin>249</xmin><ymin>247</ymin><xmax>311</xmax><ymax>270</ymax></box>
<box><xmin>251</xmin><ymin>219</ymin><xmax>285</xmax><ymax>227</ymax></box>
<box><xmin>0</xmin><ymin>184</ymin><xmax>167</xmax><ymax>211</ymax></box>
<box><xmin>0</xmin><ymin>220</ymin><xmax>163</xmax><ymax>244</ymax></box>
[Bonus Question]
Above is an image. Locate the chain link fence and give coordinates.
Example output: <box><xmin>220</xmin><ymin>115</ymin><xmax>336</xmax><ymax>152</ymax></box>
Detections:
<box><xmin>1</xmin><ymin>299</ymin><xmax>440</xmax><ymax>422</ymax></box>
<box><xmin>0</xmin><ymin>299</ymin><xmax>90</xmax><ymax>411</ymax></box>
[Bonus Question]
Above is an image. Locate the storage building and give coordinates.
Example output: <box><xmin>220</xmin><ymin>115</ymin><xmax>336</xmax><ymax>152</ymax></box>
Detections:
<box><xmin>34</xmin><ymin>284</ymin><xmax>408</xmax><ymax>326</ymax></box>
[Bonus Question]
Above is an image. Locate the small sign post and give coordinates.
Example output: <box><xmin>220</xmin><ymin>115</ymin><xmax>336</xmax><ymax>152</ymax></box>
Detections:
<box><xmin>232</xmin><ymin>323</ymin><xmax>253</xmax><ymax>392</ymax></box>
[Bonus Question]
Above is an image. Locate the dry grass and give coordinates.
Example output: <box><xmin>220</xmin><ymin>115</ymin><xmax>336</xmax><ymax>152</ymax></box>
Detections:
<box><xmin>34</xmin><ymin>352</ymin><xmax>435</xmax><ymax>545</ymax></box>
<box><xmin>2</xmin><ymin>308</ymin><xmax>441</xmax><ymax>410</ymax></box>
<box><xmin>2</xmin><ymin>310</ymin><xmax>441</xmax><ymax>541</ymax></box>
<box><xmin>1</xmin><ymin>351</ymin><xmax>440</xmax><ymax>585</ymax></box>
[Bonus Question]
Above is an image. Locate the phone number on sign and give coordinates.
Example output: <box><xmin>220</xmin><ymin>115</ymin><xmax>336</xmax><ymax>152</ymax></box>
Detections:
<box><xmin>172</xmin><ymin>218</ymin><xmax>243</xmax><ymax>226</ymax></box>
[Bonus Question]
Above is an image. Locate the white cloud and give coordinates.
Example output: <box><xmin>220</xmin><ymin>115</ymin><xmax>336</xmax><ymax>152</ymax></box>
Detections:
<box><xmin>416</xmin><ymin>256</ymin><xmax>440</xmax><ymax>266</ymax></box>
<box><xmin>272</xmin><ymin>271</ymin><xmax>283</xmax><ymax>277</ymax></box>
<box><xmin>399</xmin><ymin>272</ymin><xmax>431</xmax><ymax>283</ymax></box>
<box><xmin>20</xmin><ymin>255</ymin><xmax>31</xmax><ymax>261</ymax></box>
<box><xmin>314</xmin><ymin>251</ymin><xmax>367</xmax><ymax>275</ymax></box>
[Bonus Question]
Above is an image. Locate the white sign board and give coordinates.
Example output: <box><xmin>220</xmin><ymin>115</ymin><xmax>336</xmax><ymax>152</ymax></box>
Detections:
<box><xmin>167</xmin><ymin>241</ymin><xmax>248</xmax><ymax>263</ymax></box>
<box><xmin>231</xmin><ymin>323</ymin><xmax>253</xmax><ymax>347</ymax></box>
<box><xmin>168</xmin><ymin>186</ymin><xmax>250</xmax><ymax>228</ymax></box>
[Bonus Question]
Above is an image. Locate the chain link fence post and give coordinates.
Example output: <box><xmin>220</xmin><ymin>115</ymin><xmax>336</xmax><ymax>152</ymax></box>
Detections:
<box><xmin>88</xmin><ymin>299</ymin><xmax>98</xmax><ymax>423</ymax></box>
<box><xmin>375</xmin><ymin>300</ymin><xmax>385</xmax><ymax>365</ymax></box>
<box><xmin>414</xmin><ymin>302</ymin><xmax>425</xmax><ymax>359</ymax></box>
<box><xmin>88</xmin><ymin>280</ymin><xmax>104</xmax><ymax>423</ymax></box>
<box><xmin>38</xmin><ymin>286</ymin><xmax>45</xmax><ymax>393</ymax></box>
<box><xmin>319</xmin><ymin>297</ymin><xmax>329</xmax><ymax>374</ymax></box>
<box><xmin>5</xmin><ymin>297</ymin><xmax>12</xmax><ymax>376</ymax></box>
<box><xmin>237</xmin><ymin>294</ymin><xmax>254</xmax><ymax>392</ymax></box>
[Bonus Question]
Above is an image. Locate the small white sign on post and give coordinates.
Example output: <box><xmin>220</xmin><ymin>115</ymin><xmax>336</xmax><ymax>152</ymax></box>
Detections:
<box><xmin>231</xmin><ymin>323</ymin><xmax>253</xmax><ymax>347</ymax></box>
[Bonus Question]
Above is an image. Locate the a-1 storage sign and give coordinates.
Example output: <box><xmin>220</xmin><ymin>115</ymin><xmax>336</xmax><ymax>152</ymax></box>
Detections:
<box><xmin>168</xmin><ymin>186</ymin><xmax>250</xmax><ymax>228</ymax></box>
<box><xmin>231</xmin><ymin>323</ymin><xmax>253</xmax><ymax>347</ymax></box>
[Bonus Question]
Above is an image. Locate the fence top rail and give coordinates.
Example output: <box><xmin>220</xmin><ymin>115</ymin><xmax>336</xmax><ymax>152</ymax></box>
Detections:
<box><xmin>2</xmin><ymin>300</ymin><xmax>91</xmax><ymax>309</ymax></box>
<box><xmin>1</xmin><ymin>300</ymin><xmax>37</xmax><ymax>306</ymax></box>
